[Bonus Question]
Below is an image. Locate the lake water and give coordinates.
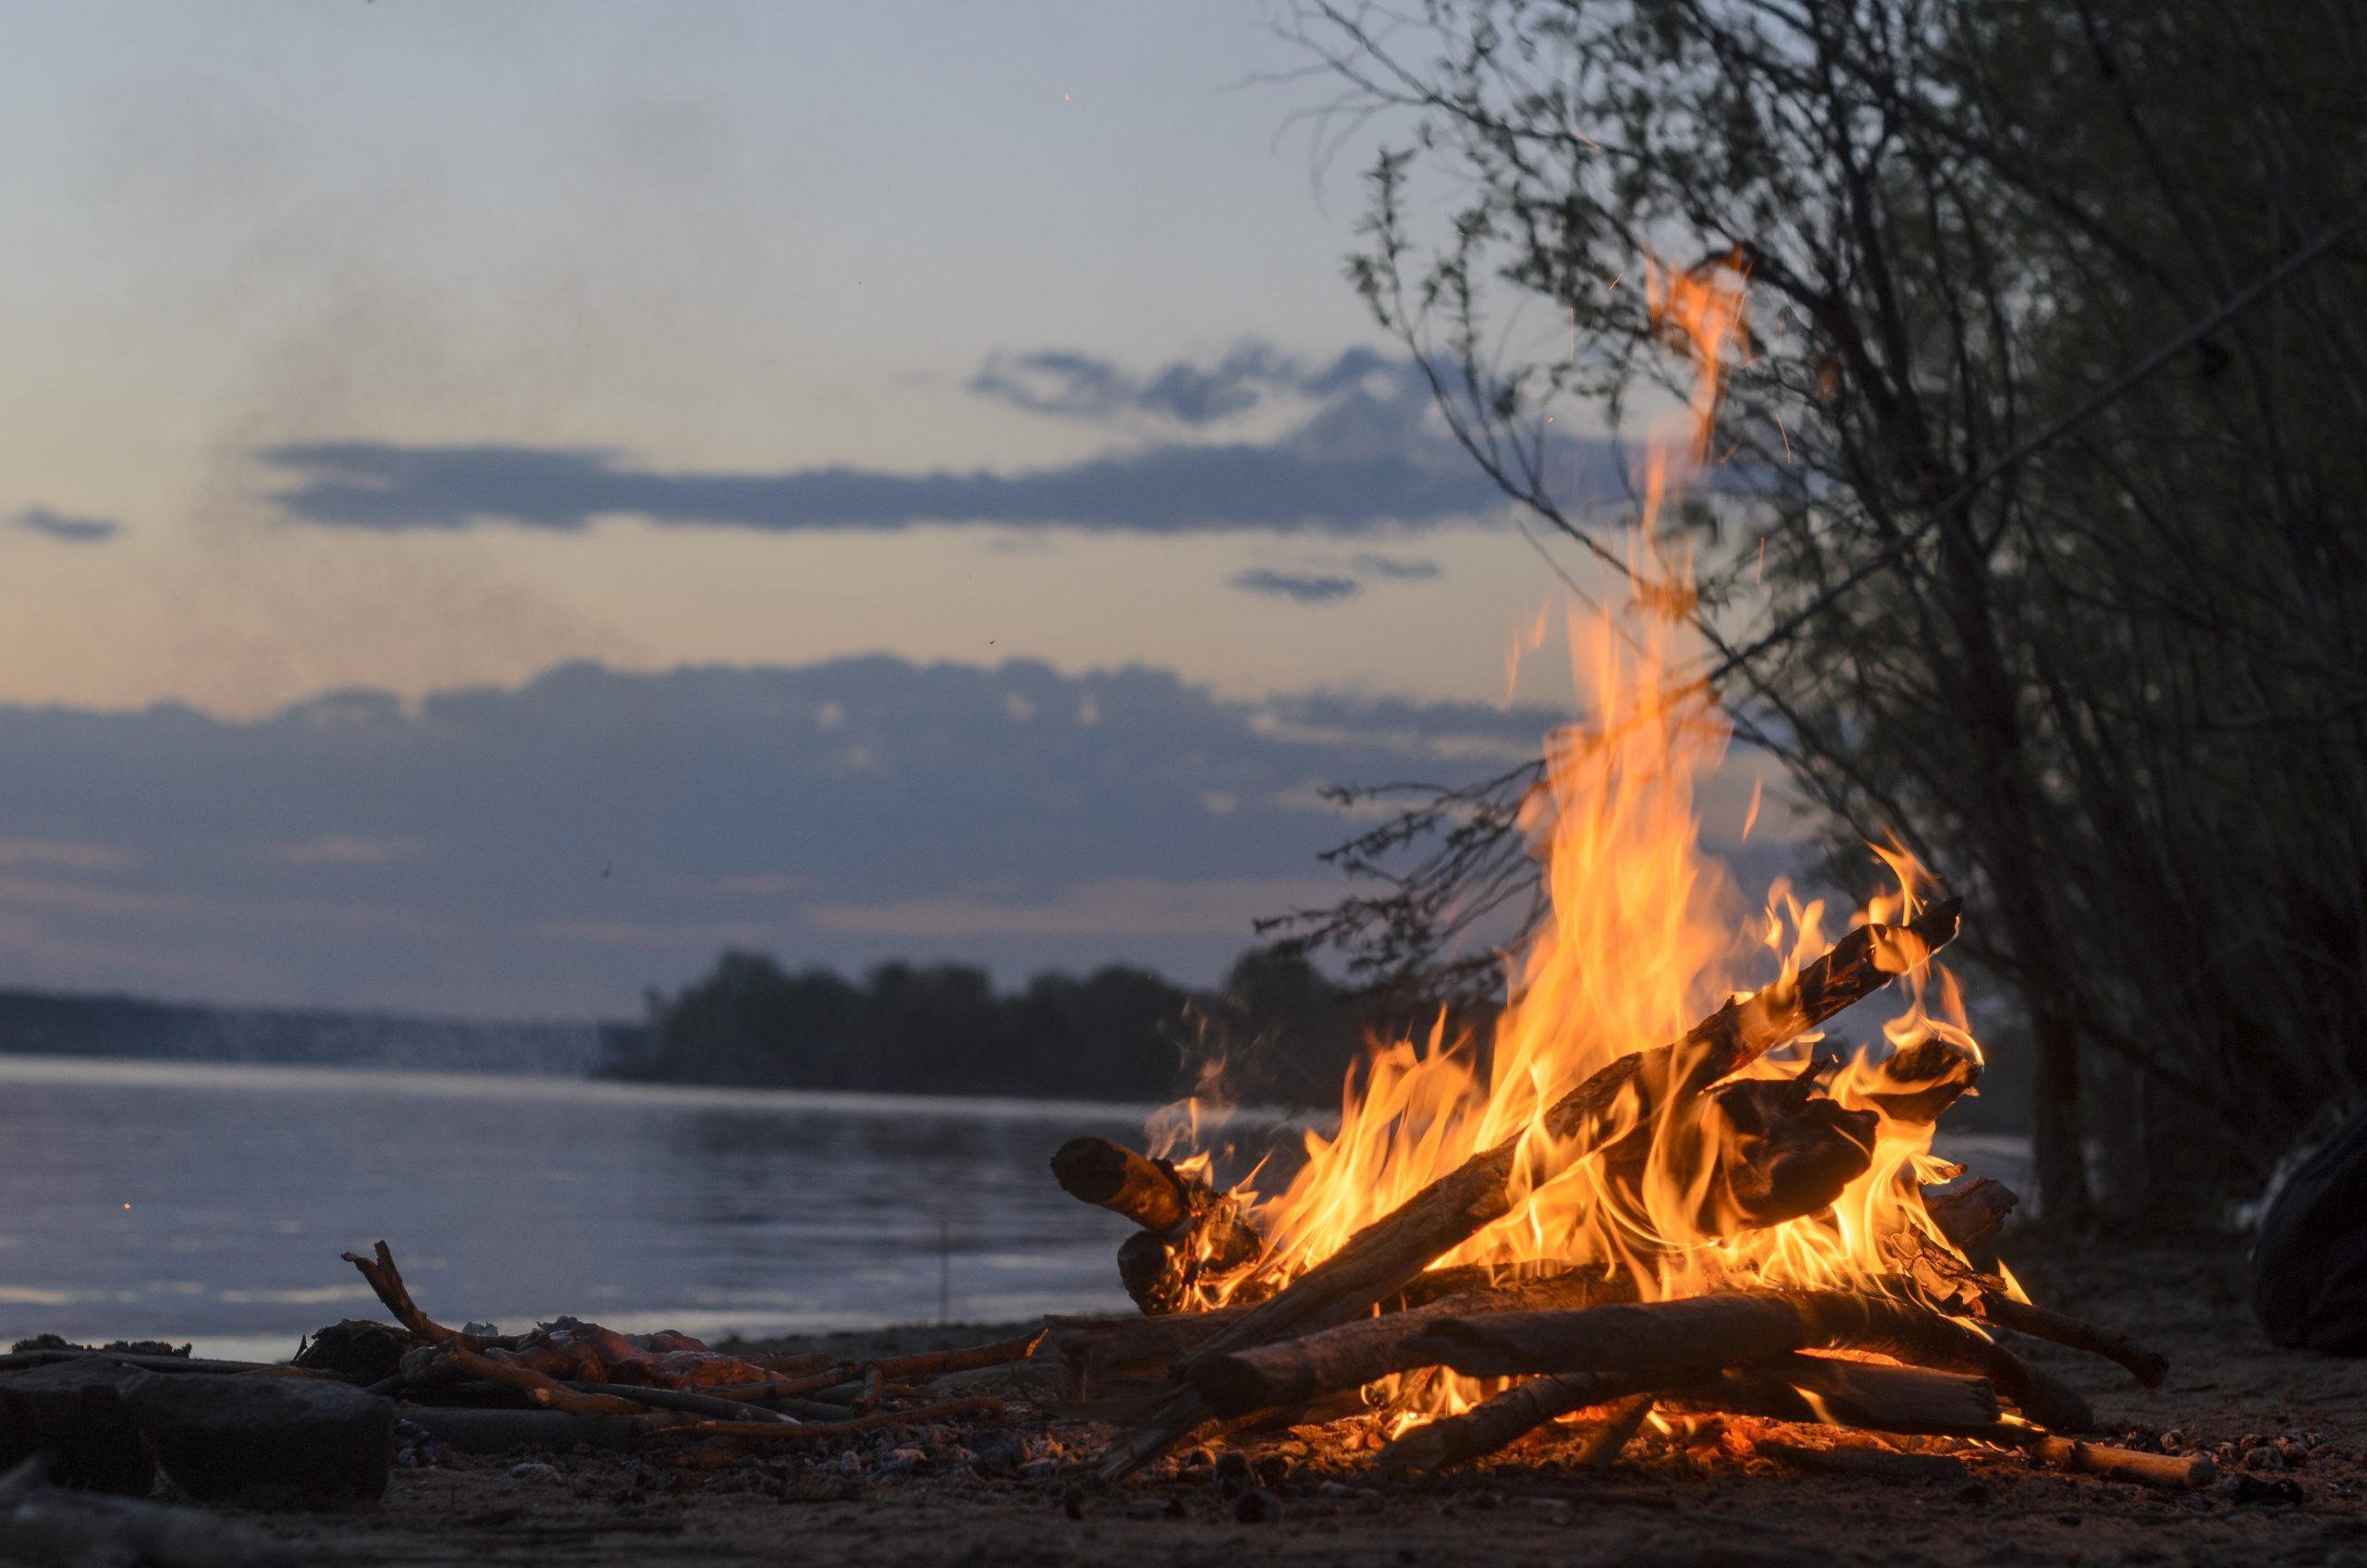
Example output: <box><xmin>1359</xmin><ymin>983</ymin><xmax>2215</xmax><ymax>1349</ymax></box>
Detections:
<box><xmin>0</xmin><ymin>1055</ymin><xmax>2034</xmax><ymax>1363</ymax></box>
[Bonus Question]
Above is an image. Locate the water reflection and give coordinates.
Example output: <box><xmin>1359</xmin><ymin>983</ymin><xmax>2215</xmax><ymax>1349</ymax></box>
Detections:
<box><xmin>0</xmin><ymin>1057</ymin><xmax>1155</xmax><ymax>1357</ymax></box>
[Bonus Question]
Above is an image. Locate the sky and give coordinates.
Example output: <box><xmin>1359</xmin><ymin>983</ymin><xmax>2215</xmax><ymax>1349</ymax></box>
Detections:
<box><xmin>0</xmin><ymin>1</ymin><xmax>1786</xmax><ymax>1019</ymax></box>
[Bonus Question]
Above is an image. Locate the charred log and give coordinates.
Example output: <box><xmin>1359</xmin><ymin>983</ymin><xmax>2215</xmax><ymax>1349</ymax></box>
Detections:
<box><xmin>1052</xmin><ymin>1138</ymin><xmax>1264</xmax><ymax>1315</ymax></box>
<box><xmin>1187</xmin><ymin>1270</ymin><xmax>1629</xmax><ymax>1418</ymax></box>
<box><xmin>1404</xmin><ymin>1287</ymin><xmax>2093</xmax><ymax>1431</ymax></box>
<box><xmin>1925</xmin><ymin>1176</ymin><xmax>2017</xmax><ymax>1255</ymax></box>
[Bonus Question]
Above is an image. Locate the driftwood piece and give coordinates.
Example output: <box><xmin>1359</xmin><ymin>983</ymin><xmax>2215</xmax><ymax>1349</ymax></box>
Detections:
<box><xmin>566</xmin><ymin>1379</ymin><xmax>796</xmax><ymax>1423</ymax></box>
<box><xmin>683</xmin><ymin>1395</ymin><xmax>1006</xmax><ymax>1440</ymax></box>
<box><xmin>341</xmin><ymin>1242</ymin><xmax>505</xmax><ymax>1352</ymax></box>
<box><xmin>1189</xmin><ymin>1271</ymin><xmax>1626</xmax><ymax>1418</ymax></box>
<box><xmin>403</xmin><ymin>1344</ymin><xmax>645</xmax><ymax>1415</ymax></box>
<box><xmin>1097</xmin><ymin>900</ymin><xmax>1963</xmax><ymax>1477</ymax></box>
<box><xmin>1404</xmin><ymin>1288</ymin><xmax>2093</xmax><ymax>1432</ymax></box>
<box><xmin>401</xmin><ymin>1406</ymin><xmax>683</xmax><ymax>1452</ymax></box>
<box><xmin>1054</xmin><ymin>1139</ymin><xmax>1264</xmax><ymax>1315</ymax></box>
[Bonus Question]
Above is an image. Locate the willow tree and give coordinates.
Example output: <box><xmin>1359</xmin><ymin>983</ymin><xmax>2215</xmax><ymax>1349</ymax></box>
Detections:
<box><xmin>1274</xmin><ymin>0</ymin><xmax>2367</xmax><ymax>1219</ymax></box>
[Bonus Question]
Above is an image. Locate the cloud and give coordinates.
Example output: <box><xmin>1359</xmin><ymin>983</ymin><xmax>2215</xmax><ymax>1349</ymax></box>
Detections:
<box><xmin>803</xmin><ymin>876</ymin><xmax>1348</xmax><ymax>938</ymax></box>
<box><xmin>10</xmin><ymin>507</ymin><xmax>121</xmax><ymax>544</ymax></box>
<box><xmin>1228</xmin><ymin>569</ymin><xmax>1360</xmax><ymax>605</ymax></box>
<box><xmin>0</xmin><ymin>656</ymin><xmax>1576</xmax><ymax>1015</ymax></box>
<box><xmin>1351</xmin><ymin>552</ymin><xmax>1441</xmax><ymax>581</ymax></box>
<box><xmin>260</xmin><ymin>343</ymin><xmax>1637</xmax><ymax>538</ymax></box>
<box><xmin>967</xmin><ymin>343</ymin><xmax>1397</xmax><ymax>427</ymax></box>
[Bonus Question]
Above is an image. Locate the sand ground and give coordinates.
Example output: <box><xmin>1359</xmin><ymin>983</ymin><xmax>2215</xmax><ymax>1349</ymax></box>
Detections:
<box><xmin>225</xmin><ymin>1232</ymin><xmax>2367</xmax><ymax>1567</ymax></box>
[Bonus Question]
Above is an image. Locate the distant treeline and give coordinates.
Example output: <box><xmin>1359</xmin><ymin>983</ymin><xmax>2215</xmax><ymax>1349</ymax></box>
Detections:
<box><xmin>0</xmin><ymin>988</ymin><xmax>615</xmax><ymax>1076</ymax></box>
<box><xmin>598</xmin><ymin>948</ymin><xmax>1392</xmax><ymax>1107</ymax></box>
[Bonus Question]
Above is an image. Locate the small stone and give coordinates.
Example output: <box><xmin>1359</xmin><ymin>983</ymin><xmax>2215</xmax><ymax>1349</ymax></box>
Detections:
<box><xmin>506</xmin><ymin>1462</ymin><xmax>561</xmax><ymax>1482</ymax></box>
<box><xmin>1254</xmin><ymin>1453</ymin><xmax>1294</xmax><ymax>1488</ymax></box>
<box><xmin>2242</xmin><ymin>1444</ymin><xmax>2285</xmax><ymax>1472</ymax></box>
<box><xmin>1212</xmin><ymin>1450</ymin><xmax>1254</xmax><ymax>1499</ymax></box>
<box><xmin>1233</xmin><ymin>1488</ymin><xmax>1283</xmax><ymax>1524</ymax></box>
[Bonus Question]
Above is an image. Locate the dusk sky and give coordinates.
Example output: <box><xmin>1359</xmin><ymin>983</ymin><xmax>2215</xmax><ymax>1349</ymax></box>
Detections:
<box><xmin>0</xmin><ymin>2</ymin><xmax>1772</xmax><ymax>1017</ymax></box>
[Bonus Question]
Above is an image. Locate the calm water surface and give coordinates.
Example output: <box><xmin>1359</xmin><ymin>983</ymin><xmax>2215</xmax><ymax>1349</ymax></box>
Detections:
<box><xmin>0</xmin><ymin>1055</ymin><xmax>2032</xmax><ymax>1363</ymax></box>
<box><xmin>0</xmin><ymin>1056</ymin><xmax>1173</xmax><ymax>1360</ymax></box>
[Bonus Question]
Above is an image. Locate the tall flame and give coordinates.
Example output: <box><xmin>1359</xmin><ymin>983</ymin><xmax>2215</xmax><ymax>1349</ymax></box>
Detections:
<box><xmin>1158</xmin><ymin>252</ymin><xmax>1989</xmax><ymax>1421</ymax></box>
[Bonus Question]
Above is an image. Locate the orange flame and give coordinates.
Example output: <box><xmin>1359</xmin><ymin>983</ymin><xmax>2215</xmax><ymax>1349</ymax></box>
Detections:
<box><xmin>1154</xmin><ymin>249</ymin><xmax>1993</xmax><ymax>1424</ymax></box>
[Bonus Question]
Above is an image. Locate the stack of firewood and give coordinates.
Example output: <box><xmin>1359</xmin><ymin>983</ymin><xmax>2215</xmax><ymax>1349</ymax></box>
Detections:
<box><xmin>1048</xmin><ymin>899</ymin><xmax>2201</xmax><ymax>1488</ymax></box>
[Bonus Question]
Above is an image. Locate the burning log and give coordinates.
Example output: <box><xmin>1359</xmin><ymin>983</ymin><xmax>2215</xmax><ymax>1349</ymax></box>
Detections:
<box><xmin>1376</xmin><ymin>1371</ymin><xmax>1638</xmax><ymax>1474</ymax></box>
<box><xmin>1051</xmin><ymin>1138</ymin><xmax>1264</xmax><ymax>1314</ymax></box>
<box><xmin>1378</xmin><ymin>1353</ymin><xmax>2000</xmax><ymax>1475</ymax></box>
<box><xmin>1400</xmin><ymin>1287</ymin><xmax>2093</xmax><ymax>1432</ymax></box>
<box><xmin>1095</xmin><ymin>897</ymin><xmax>1964</xmax><ymax>1476</ymax></box>
<box><xmin>1858</xmin><ymin>1035</ymin><xmax>1982</xmax><ymax>1124</ymax></box>
<box><xmin>1925</xmin><ymin>1175</ymin><xmax>2017</xmax><ymax>1254</ymax></box>
<box><xmin>1598</xmin><ymin>1074</ymin><xmax>1878</xmax><ymax>1237</ymax></box>
<box><xmin>1187</xmin><ymin>1270</ymin><xmax>1628</xmax><ymax>1419</ymax></box>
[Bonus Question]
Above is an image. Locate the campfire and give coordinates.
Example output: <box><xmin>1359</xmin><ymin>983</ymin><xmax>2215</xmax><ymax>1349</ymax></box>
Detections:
<box><xmin>1029</xmin><ymin>258</ymin><xmax>2192</xmax><ymax>1492</ymax></box>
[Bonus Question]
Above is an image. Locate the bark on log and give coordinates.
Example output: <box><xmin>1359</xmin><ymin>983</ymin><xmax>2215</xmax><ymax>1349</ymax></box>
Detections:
<box><xmin>1096</xmin><ymin>900</ymin><xmax>1962</xmax><ymax>1477</ymax></box>
<box><xmin>1404</xmin><ymin>1288</ymin><xmax>2093</xmax><ymax>1432</ymax></box>
<box><xmin>1188</xmin><ymin>1270</ymin><xmax>1629</xmax><ymax>1418</ymax></box>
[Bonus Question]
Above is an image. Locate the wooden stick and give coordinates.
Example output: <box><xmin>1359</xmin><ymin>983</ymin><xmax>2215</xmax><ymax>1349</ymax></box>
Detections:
<box><xmin>2025</xmin><ymin>1435</ymin><xmax>2215</xmax><ymax>1488</ymax></box>
<box><xmin>1188</xmin><ymin>1271</ymin><xmax>1625</xmax><ymax>1418</ymax></box>
<box><xmin>564</xmin><ymin>1380</ymin><xmax>795</xmax><ymax>1423</ymax></box>
<box><xmin>872</xmin><ymin>1330</ymin><xmax>1046</xmax><ymax>1381</ymax></box>
<box><xmin>1575</xmin><ymin>1392</ymin><xmax>1657</xmax><ymax>1469</ymax></box>
<box><xmin>683</xmin><ymin>1395</ymin><xmax>1005</xmax><ymax>1441</ymax></box>
<box><xmin>340</xmin><ymin>1241</ymin><xmax>501</xmax><ymax>1352</ymax></box>
<box><xmin>1979</xmin><ymin>1295</ymin><xmax>2169</xmax><ymax>1389</ymax></box>
<box><xmin>411</xmin><ymin>1345</ymin><xmax>646</xmax><ymax>1415</ymax></box>
<box><xmin>1096</xmin><ymin>900</ymin><xmax>1963</xmax><ymax>1477</ymax></box>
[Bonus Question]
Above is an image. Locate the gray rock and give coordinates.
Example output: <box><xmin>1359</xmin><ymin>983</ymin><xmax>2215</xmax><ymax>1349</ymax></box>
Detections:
<box><xmin>122</xmin><ymin>1372</ymin><xmax>392</xmax><ymax>1505</ymax></box>
<box><xmin>0</xmin><ymin>1361</ymin><xmax>155</xmax><ymax>1496</ymax></box>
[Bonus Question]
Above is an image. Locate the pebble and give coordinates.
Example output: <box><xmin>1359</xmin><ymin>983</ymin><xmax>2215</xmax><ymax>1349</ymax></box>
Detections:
<box><xmin>1213</xmin><ymin>1450</ymin><xmax>1254</xmax><ymax>1500</ymax></box>
<box><xmin>1233</xmin><ymin>1488</ymin><xmax>1284</xmax><ymax>1525</ymax></box>
<box><xmin>505</xmin><ymin>1463</ymin><xmax>561</xmax><ymax>1483</ymax></box>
